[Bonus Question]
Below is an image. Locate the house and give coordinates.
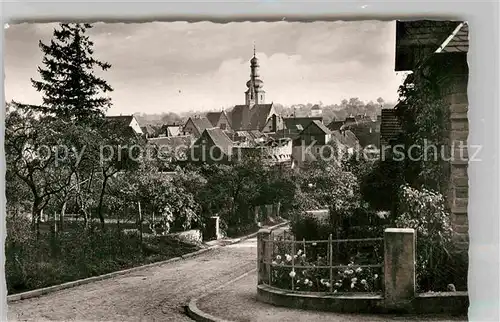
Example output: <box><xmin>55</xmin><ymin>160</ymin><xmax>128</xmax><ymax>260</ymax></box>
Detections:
<box><xmin>206</xmin><ymin>110</ymin><xmax>232</xmax><ymax>131</ymax></box>
<box><xmin>283</xmin><ymin>117</ymin><xmax>322</xmax><ymax>134</ymax></box>
<box><xmin>310</xmin><ymin>104</ymin><xmax>323</xmax><ymax>118</ymax></box>
<box><xmin>331</xmin><ymin>129</ymin><xmax>361</xmax><ymax>152</ymax></box>
<box><xmin>327</xmin><ymin>119</ymin><xmax>345</xmax><ymax>132</ymax></box>
<box><xmin>291</xmin><ymin>120</ymin><xmax>334</xmax><ymax>167</ymax></box>
<box><xmin>162</xmin><ymin>123</ymin><xmax>182</xmax><ymax>137</ymax></box>
<box><xmin>341</xmin><ymin>117</ymin><xmax>381</xmax><ymax>148</ymax></box>
<box><xmin>140</xmin><ymin>124</ymin><xmax>155</xmax><ymax>138</ymax></box>
<box><xmin>236</xmin><ymin>137</ymin><xmax>293</xmax><ymax>166</ymax></box>
<box><xmin>182</xmin><ymin>116</ymin><xmax>214</xmax><ymax>138</ymax></box>
<box><xmin>394</xmin><ymin>20</ymin><xmax>469</xmax><ymax>249</ymax></box>
<box><xmin>105</xmin><ymin>115</ymin><xmax>144</xmax><ymax>136</ymax></box>
<box><xmin>294</xmin><ymin>120</ymin><xmax>332</xmax><ymax>146</ymax></box>
<box><xmin>188</xmin><ymin>128</ymin><xmax>234</xmax><ymax>164</ymax></box>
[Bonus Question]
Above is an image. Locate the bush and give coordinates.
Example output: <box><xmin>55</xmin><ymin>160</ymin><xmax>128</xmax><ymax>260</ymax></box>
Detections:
<box><xmin>360</xmin><ymin>159</ymin><xmax>404</xmax><ymax>213</ymax></box>
<box><xmin>394</xmin><ymin>184</ymin><xmax>464</xmax><ymax>292</ymax></box>
<box><xmin>5</xmin><ymin>222</ymin><xmax>200</xmax><ymax>295</ymax></box>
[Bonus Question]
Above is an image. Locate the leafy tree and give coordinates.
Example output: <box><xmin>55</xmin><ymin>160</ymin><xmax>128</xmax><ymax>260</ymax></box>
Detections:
<box><xmin>94</xmin><ymin>121</ymin><xmax>144</xmax><ymax>227</ymax></box>
<box><xmin>5</xmin><ymin>107</ymin><xmax>77</xmax><ymax>236</ymax></box>
<box><xmin>30</xmin><ymin>23</ymin><xmax>112</xmax><ymax>123</ymax></box>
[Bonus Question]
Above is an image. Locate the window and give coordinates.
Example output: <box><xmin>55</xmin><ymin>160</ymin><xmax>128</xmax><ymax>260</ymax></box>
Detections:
<box><xmin>220</xmin><ymin>123</ymin><xmax>226</xmax><ymax>130</ymax></box>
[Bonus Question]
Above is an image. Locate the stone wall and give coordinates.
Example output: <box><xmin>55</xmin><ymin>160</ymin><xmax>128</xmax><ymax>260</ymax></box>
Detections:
<box><xmin>170</xmin><ymin>229</ymin><xmax>202</xmax><ymax>244</ymax></box>
<box><xmin>439</xmin><ymin>53</ymin><xmax>469</xmax><ymax>251</ymax></box>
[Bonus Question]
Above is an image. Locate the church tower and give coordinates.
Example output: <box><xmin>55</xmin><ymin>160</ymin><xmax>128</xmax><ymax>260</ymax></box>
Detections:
<box><xmin>245</xmin><ymin>45</ymin><xmax>266</xmax><ymax>106</ymax></box>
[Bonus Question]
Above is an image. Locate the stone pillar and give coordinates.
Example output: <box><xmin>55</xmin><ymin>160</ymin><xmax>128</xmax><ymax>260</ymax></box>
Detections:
<box><xmin>384</xmin><ymin>228</ymin><xmax>416</xmax><ymax>311</ymax></box>
<box><xmin>205</xmin><ymin>216</ymin><xmax>220</xmax><ymax>240</ymax></box>
<box><xmin>257</xmin><ymin>229</ymin><xmax>271</xmax><ymax>285</ymax></box>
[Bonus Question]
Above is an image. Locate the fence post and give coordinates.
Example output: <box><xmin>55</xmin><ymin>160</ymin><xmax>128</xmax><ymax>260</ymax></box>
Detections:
<box><xmin>257</xmin><ymin>228</ymin><xmax>271</xmax><ymax>285</ymax></box>
<box><xmin>384</xmin><ymin>228</ymin><xmax>416</xmax><ymax>311</ymax></box>
<box><xmin>291</xmin><ymin>235</ymin><xmax>295</xmax><ymax>291</ymax></box>
<box><xmin>329</xmin><ymin>234</ymin><xmax>333</xmax><ymax>292</ymax></box>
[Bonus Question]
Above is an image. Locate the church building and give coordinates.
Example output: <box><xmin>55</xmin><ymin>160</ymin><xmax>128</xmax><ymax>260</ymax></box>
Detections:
<box><xmin>229</xmin><ymin>47</ymin><xmax>284</xmax><ymax>132</ymax></box>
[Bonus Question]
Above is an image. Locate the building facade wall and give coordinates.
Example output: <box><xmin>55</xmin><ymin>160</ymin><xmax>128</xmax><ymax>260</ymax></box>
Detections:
<box><xmin>437</xmin><ymin>53</ymin><xmax>469</xmax><ymax>252</ymax></box>
<box><xmin>129</xmin><ymin>117</ymin><xmax>144</xmax><ymax>135</ymax></box>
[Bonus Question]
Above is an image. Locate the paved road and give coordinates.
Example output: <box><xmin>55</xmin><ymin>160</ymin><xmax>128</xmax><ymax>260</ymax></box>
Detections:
<box><xmin>8</xmin><ymin>238</ymin><xmax>258</xmax><ymax>322</ymax></box>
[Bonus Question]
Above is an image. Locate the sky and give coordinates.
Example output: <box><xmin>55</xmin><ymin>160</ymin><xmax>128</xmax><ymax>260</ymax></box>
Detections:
<box><xmin>4</xmin><ymin>21</ymin><xmax>404</xmax><ymax>115</ymax></box>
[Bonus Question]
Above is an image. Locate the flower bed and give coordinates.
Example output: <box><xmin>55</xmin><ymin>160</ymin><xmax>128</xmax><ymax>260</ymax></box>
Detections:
<box><xmin>264</xmin><ymin>231</ymin><xmax>383</xmax><ymax>294</ymax></box>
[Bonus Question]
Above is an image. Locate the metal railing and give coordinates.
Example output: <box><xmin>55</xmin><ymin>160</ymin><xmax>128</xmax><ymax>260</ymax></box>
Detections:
<box><xmin>259</xmin><ymin>230</ymin><xmax>384</xmax><ymax>294</ymax></box>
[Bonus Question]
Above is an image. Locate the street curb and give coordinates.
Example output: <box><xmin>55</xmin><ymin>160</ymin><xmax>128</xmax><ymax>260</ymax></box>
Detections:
<box><xmin>186</xmin><ymin>269</ymin><xmax>257</xmax><ymax>322</ymax></box>
<box><xmin>7</xmin><ymin>220</ymin><xmax>288</xmax><ymax>303</ymax></box>
<box><xmin>185</xmin><ymin>221</ymin><xmax>289</xmax><ymax>322</ymax></box>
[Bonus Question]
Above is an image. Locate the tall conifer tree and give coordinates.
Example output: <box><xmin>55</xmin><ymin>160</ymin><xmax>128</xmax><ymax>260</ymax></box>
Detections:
<box><xmin>31</xmin><ymin>23</ymin><xmax>113</xmax><ymax>122</ymax></box>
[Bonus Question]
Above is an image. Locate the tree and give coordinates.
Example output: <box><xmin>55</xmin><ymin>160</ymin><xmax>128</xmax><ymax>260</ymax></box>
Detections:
<box><xmin>5</xmin><ymin>107</ymin><xmax>76</xmax><ymax>236</ymax></box>
<box><xmin>94</xmin><ymin>122</ymin><xmax>144</xmax><ymax>228</ymax></box>
<box><xmin>376</xmin><ymin>97</ymin><xmax>385</xmax><ymax>106</ymax></box>
<box><xmin>30</xmin><ymin>23</ymin><xmax>113</xmax><ymax>123</ymax></box>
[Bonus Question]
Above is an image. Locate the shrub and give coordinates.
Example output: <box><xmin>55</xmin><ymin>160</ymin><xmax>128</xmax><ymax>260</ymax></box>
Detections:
<box><xmin>394</xmin><ymin>184</ymin><xmax>462</xmax><ymax>292</ymax></box>
<box><xmin>5</xmin><ymin>223</ymin><xmax>200</xmax><ymax>295</ymax></box>
<box><xmin>360</xmin><ymin>159</ymin><xmax>404</xmax><ymax>213</ymax></box>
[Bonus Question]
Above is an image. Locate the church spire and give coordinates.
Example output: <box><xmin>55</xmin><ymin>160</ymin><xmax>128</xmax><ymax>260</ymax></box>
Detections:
<box><xmin>245</xmin><ymin>44</ymin><xmax>265</xmax><ymax>106</ymax></box>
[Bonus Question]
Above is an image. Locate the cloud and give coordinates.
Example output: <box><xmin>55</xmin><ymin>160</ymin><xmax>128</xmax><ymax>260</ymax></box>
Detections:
<box><xmin>4</xmin><ymin>21</ymin><xmax>401</xmax><ymax>114</ymax></box>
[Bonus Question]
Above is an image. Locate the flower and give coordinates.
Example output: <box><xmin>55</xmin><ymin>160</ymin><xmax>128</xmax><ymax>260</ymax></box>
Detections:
<box><xmin>320</xmin><ymin>279</ymin><xmax>326</xmax><ymax>284</ymax></box>
<box><xmin>350</xmin><ymin>283</ymin><xmax>355</xmax><ymax>289</ymax></box>
<box><xmin>294</xmin><ymin>254</ymin><xmax>298</xmax><ymax>259</ymax></box>
<box><xmin>276</xmin><ymin>255</ymin><xmax>281</xmax><ymax>260</ymax></box>
<box><xmin>289</xmin><ymin>270</ymin><xmax>296</xmax><ymax>278</ymax></box>
<box><xmin>304</xmin><ymin>279</ymin><xmax>309</xmax><ymax>284</ymax></box>
<box><xmin>335</xmin><ymin>282</ymin><xmax>341</xmax><ymax>287</ymax></box>
<box><xmin>312</xmin><ymin>242</ymin><xmax>317</xmax><ymax>246</ymax></box>
<box><xmin>333</xmin><ymin>290</ymin><xmax>338</xmax><ymax>293</ymax></box>
<box><xmin>308</xmin><ymin>281</ymin><xmax>313</xmax><ymax>287</ymax></box>
<box><xmin>374</xmin><ymin>274</ymin><xmax>378</xmax><ymax>279</ymax></box>
<box><xmin>355</xmin><ymin>267</ymin><xmax>362</xmax><ymax>273</ymax></box>
<box><xmin>297</xmin><ymin>249</ymin><xmax>302</xmax><ymax>255</ymax></box>
<box><xmin>351</xmin><ymin>277</ymin><xmax>357</xmax><ymax>283</ymax></box>
<box><xmin>271</xmin><ymin>260</ymin><xmax>277</xmax><ymax>265</ymax></box>
<box><xmin>325</xmin><ymin>282</ymin><xmax>331</xmax><ymax>288</ymax></box>
<box><xmin>285</xmin><ymin>254</ymin><xmax>292</xmax><ymax>262</ymax></box>
<box><xmin>361</xmin><ymin>279</ymin><xmax>367</xmax><ymax>285</ymax></box>
<box><xmin>301</xmin><ymin>254</ymin><xmax>306</xmax><ymax>259</ymax></box>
